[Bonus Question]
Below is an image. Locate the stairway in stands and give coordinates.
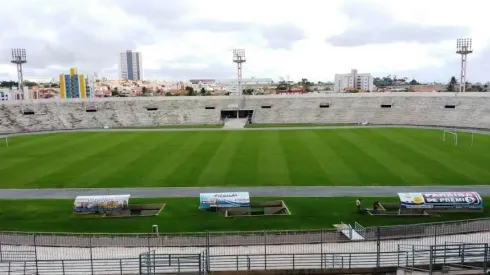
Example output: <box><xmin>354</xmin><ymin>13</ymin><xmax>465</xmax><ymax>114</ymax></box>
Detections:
<box><xmin>224</xmin><ymin>118</ymin><xmax>248</xmax><ymax>129</ymax></box>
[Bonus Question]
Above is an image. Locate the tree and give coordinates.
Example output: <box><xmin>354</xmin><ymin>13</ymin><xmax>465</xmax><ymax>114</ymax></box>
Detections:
<box><xmin>447</xmin><ymin>76</ymin><xmax>458</xmax><ymax>92</ymax></box>
<box><xmin>409</xmin><ymin>79</ymin><xmax>419</xmax><ymax>85</ymax></box>
<box><xmin>299</xmin><ymin>78</ymin><xmax>313</xmax><ymax>92</ymax></box>
<box><xmin>142</xmin><ymin>87</ymin><xmax>148</xmax><ymax>94</ymax></box>
<box><xmin>185</xmin><ymin>86</ymin><xmax>194</xmax><ymax>96</ymax></box>
<box><xmin>0</xmin><ymin>81</ymin><xmax>18</xmax><ymax>88</ymax></box>
<box><xmin>200</xmin><ymin>87</ymin><xmax>206</xmax><ymax>95</ymax></box>
<box><xmin>111</xmin><ymin>87</ymin><xmax>119</xmax><ymax>97</ymax></box>
<box><xmin>243</xmin><ymin>89</ymin><xmax>254</xmax><ymax>95</ymax></box>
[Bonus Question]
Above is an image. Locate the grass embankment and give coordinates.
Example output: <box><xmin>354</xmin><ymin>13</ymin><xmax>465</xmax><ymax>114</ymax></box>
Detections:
<box><xmin>0</xmin><ymin>197</ymin><xmax>488</xmax><ymax>233</ymax></box>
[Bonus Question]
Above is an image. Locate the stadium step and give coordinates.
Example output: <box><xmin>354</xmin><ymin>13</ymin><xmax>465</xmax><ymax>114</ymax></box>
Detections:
<box><xmin>224</xmin><ymin>118</ymin><xmax>248</xmax><ymax>129</ymax></box>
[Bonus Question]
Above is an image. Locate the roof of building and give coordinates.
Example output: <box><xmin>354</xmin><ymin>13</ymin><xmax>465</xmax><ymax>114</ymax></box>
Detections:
<box><xmin>24</xmin><ymin>77</ymin><xmax>56</xmax><ymax>83</ymax></box>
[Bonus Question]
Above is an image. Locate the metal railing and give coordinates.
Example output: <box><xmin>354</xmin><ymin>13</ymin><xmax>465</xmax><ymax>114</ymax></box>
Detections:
<box><xmin>1</xmin><ymin>218</ymin><xmax>490</xmax><ymax>274</ymax></box>
<box><xmin>1</xmin><ymin>245</ymin><xmax>488</xmax><ymax>274</ymax></box>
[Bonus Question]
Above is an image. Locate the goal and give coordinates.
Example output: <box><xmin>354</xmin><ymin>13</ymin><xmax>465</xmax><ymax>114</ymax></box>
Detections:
<box><xmin>442</xmin><ymin>130</ymin><xmax>458</xmax><ymax>146</ymax></box>
<box><xmin>442</xmin><ymin>129</ymin><xmax>475</xmax><ymax>146</ymax></box>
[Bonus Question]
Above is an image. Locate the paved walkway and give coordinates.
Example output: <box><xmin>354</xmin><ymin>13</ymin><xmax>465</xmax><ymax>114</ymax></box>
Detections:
<box><xmin>1</xmin><ymin>186</ymin><xmax>490</xmax><ymax>199</ymax></box>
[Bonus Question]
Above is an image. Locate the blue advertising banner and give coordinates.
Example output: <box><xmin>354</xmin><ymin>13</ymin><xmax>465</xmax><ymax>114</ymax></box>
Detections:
<box><xmin>398</xmin><ymin>192</ymin><xmax>483</xmax><ymax>210</ymax></box>
<box><xmin>199</xmin><ymin>192</ymin><xmax>250</xmax><ymax>210</ymax></box>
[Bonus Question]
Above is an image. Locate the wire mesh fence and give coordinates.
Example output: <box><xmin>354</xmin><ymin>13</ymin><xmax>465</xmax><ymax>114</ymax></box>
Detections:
<box><xmin>1</xmin><ymin>218</ymin><xmax>490</xmax><ymax>274</ymax></box>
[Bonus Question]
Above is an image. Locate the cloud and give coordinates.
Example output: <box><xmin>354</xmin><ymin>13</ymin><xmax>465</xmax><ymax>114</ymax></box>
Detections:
<box><xmin>0</xmin><ymin>0</ymin><xmax>488</xmax><ymax>82</ymax></box>
<box><xmin>326</xmin><ymin>0</ymin><xmax>470</xmax><ymax>47</ymax></box>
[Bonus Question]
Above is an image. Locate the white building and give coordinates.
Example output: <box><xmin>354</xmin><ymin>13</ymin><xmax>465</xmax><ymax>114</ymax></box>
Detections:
<box><xmin>118</xmin><ymin>50</ymin><xmax>143</xmax><ymax>81</ymax></box>
<box><xmin>0</xmin><ymin>88</ymin><xmax>29</xmax><ymax>101</ymax></box>
<box><xmin>334</xmin><ymin>69</ymin><xmax>373</xmax><ymax>93</ymax></box>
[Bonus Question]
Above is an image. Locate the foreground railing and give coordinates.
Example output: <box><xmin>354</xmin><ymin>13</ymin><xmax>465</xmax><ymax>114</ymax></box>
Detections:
<box><xmin>1</xmin><ymin>244</ymin><xmax>488</xmax><ymax>275</ymax></box>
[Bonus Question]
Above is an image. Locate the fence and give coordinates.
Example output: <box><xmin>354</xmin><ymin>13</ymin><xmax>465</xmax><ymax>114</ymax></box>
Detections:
<box><xmin>1</xmin><ymin>218</ymin><xmax>490</xmax><ymax>274</ymax></box>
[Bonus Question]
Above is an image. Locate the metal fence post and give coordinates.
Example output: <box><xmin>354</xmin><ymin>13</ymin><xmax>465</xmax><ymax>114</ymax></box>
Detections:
<box><xmin>89</xmin><ymin>236</ymin><xmax>94</xmax><ymax>275</ymax></box>
<box><xmin>320</xmin><ymin>229</ymin><xmax>324</xmax><ymax>269</ymax></box>
<box><xmin>34</xmin><ymin>235</ymin><xmax>39</xmax><ymax>275</ymax></box>
<box><xmin>376</xmin><ymin>227</ymin><xmax>380</xmax><ymax>268</ymax></box>
<box><xmin>147</xmin><ymin>233</ymin><xmax>151</xmax><ymax>253</ymax></box>
<box><xmin>206</xmin><ymin>232</ymin><xmax>210</xmax><ymax>272</ymax></box>
<box><xmin>484</xmin><ymin>243</ymin><xmax>488</xmax><ymax>273</ymax></box>
<box><xmin>264</xmin><ymin>230</ymin><xmax>267</xmax><ymax>270</ymax></box>
<box><xmin>434</xmin><ymin>224</ymin><xmax>437</xmax><ymax>245</ymax></box>
<box><xmin>429</xmin><ymin>245</ymin><xmax>433</xmax><ymax>275</ymax></box>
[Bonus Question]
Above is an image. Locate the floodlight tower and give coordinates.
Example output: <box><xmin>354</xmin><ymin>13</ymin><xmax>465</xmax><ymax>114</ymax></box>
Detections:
<box><xmin>456</xmin><ymin>38</ymin><xmax>473</xmax><ymax>93</ymax></box>
<box><xmin>232</xmin><ymin>49</ymin><xmax>246</xmax><ymax>118</ymax></box>
<box><xmin>11</xmin><ymin>49</ymin><xmax>27</xmax><ymax>100</ymax></box>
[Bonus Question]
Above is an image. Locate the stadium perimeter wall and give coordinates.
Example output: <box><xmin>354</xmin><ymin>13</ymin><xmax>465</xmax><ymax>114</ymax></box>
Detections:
<box><xmin>1</xmin><ymin>92</ymin><xmax>490</xmax><ymax>134</ymax></box>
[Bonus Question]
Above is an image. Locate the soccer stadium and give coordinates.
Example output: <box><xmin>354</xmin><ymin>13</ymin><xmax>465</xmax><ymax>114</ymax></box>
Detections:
<box><xmin>1</xmin><ymin>92</ymin><xmax>490</xmax><ymax>274</ymax></box>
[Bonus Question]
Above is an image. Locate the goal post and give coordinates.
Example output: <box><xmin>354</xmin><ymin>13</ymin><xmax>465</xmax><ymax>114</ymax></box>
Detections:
<box><xmin>442</xmin><ymin>130</ymin><xmax>458</xmax><ymax>146</ymax></box>
<box><xmin>0</xmin><ymin>135</ymin><xmax>8</xmax><ymax>147</ymax></box>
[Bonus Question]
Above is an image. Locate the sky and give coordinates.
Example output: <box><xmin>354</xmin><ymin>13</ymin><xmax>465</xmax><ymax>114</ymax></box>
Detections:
<box><xmin>0</xmin><ymin>0</ymin><xmax>489</xmax><ymax>83</ymax></box>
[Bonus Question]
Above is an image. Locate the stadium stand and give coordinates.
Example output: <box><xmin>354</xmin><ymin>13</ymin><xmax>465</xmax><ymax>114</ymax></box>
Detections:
<box><xmin>1</xmin><ymin>92</ymin><xmax>490</xmax><ymax>134</ymax></box>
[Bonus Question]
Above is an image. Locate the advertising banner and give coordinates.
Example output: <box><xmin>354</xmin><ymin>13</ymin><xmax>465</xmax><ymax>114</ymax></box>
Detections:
<box><xmin>73</xmin><ymin>195</ymin><xmax>130</xmax><ymax>213</ymax></box>
<box><xmin>199</xmin><ymin>192</ymin><xmax>250</xmax><ymax>210</ymax></box>
<box><xmin>398</xmin><ymin>192</ymin><xmax>483</xmax><ymax>209</ymax></box>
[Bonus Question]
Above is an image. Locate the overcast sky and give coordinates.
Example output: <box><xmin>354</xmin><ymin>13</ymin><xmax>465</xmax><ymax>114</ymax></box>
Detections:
<box><xmin>0</xmin><ymin>0</ymin><xmax>489</xmax><ymax>82</ymax></box>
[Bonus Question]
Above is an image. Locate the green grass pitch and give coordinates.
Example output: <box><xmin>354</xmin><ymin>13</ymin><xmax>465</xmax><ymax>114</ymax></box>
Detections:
<box><xmin>0</xmin><ymin>128</ymin><xmax>489</xmax><ymax>188</ymax></box>
<box><xmin>1</xmin><ymin>197</ymin><xmax>488</xmax><ymax>233</ymax></box>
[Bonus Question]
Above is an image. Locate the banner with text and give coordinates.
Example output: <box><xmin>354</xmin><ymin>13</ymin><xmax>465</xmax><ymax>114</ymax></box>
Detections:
<box><xmin>199</xmin><ymin>192</ymin><xmax>250</xmax><ymax>210</ymax></box>
<box><xmin>398</xmin><ymin>192</ymin><xmax>483</xmax><ymax>209</ymax></box>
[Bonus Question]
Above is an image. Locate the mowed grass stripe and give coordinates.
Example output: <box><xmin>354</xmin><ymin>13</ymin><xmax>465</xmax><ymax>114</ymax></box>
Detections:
<box><xmin>384</xmin><ymin>130</ymin><xmax>490</xmax><ymax>183</ymax></box>
<box><xmin>0</xmin><ymin>133</ymin><xmax>61</xmax><ymax>156</ymax></box>
<box><xmin>79</xmin><ymin>133</ymin><xmax>178</xmax><ymax>187</ymax></box>
<box><xmin>140</xmin><ymin>132</ymin><xmax>206</xmax><ymax>185</ymax></box>
<box><xmin>225</xmin><ymin>132</ymin><xmax>261</xmax><ymax>186</ymax></box>
<box><xmin>298</xmin><ymin>131</ymin><xmax>359</xmax><ymax>185</ymax></box>
<box><xmin>0</xmin><ymin>133</ymin><xmax>94</xmax><ymax>171</ymax></box>
<box><xmin>408</xmin><ymin>130</ymin><xmax>490</xmax><ymax>173</ymax></box>
<box><xmin>149</xmin><ymin>132</ymin><xmax>218</xmax><ymax>186</ymax></box>
<box><xmin>312</xmin><ymin>131</ymin><xmax>362</xmax><ymax>185</ymax></box>
<box><xmin>27</xmin><ymin>133</ymin><xmax>145</xmax><ymax>188</ymax></box>
<box><xmin>332</xmin><ymin>130</ymin><xmax>405</xmax><ymax>185</ymax></box>
<box><xmin>257</xmin><ymin>131</ymin><xmax>291</xmax><ymax>186</ymax></box>
<box><xmin>368</xmin><ymin>129</ymin><xmax>476</xmax><ymax>185</ymax></box>
<box><xmin>0</xmin><ymin>133</ymin><xmax>109</xmax><ymax>188</ymax></box>
<box><xmin>196</xmin><ymin>131</ymin><xmax>244</xmax><ymax>186</ymax></box>
<box><xmin>338</xmin><ymin>130</ymin><xmax>415</xmax><ymax>185</ymax></box>
<box><xmin>165</xmin><ymin>132</ymin><xmax>229</xmax><ymax>186</ymax></box>
<box><xmin>65</xmin><ymin>133</ymin><xmax>174</xmax><ymax>187</ymax></box>
<box><xmin>344</xmin><ymin>129</ymin><xmax>430</xmax><ymax>185</ymax></box>
<box><xmin>279</xmin><ymin>131</ymin><xmax>332</xmax><ymax>186</ymax></box>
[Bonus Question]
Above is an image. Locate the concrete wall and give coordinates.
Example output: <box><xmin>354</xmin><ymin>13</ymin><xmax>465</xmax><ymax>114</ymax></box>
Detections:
<box><xmin>1</xmin><ymin>93</ymin><xmax>490</xmax><ymax>134</ymax></box>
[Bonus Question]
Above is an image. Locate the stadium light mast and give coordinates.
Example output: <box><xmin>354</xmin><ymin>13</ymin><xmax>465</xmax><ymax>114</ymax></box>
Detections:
<box><xmin>11</xmin><ymin>49</ymin><xmax>27</xmax><ymax>100</ymax></box>
<box><xmin>456</xmin><ymin>38</ymin><xmax>473</xmax><ymax>93</ymax></box>
<box><xmin>233</xmin><ymin>49</ymin><xmax>246</xmax><ymax>118</ymax></box>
